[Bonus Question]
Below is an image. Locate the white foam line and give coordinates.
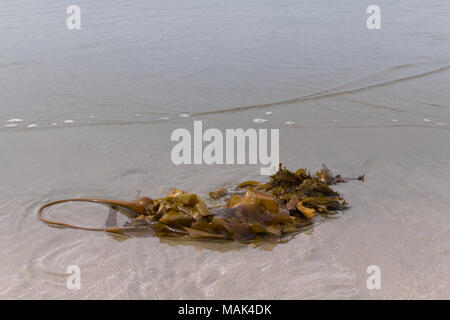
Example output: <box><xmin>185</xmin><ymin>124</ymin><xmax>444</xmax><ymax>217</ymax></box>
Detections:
<box><xmin>7</xmin><ymin>118</ymin><xmax>23</xmax><ymax>123</ymax></box>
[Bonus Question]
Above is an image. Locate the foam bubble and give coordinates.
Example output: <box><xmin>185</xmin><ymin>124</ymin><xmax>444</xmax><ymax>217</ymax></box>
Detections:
<box><xmin>27</xmin><ymin>124</ymin><xmax>38</xmax><ymax>128</ymax></box>
<box><xmin>179</xmin><ymin>113</ymin><xmax>190</xmax><ymax>118</ymax></box>
<box><xmin>253</xmin><ymin>118</ymin><xmax>267</xmax><ymax>123</ymax></box>
<box><xmin>64</xmin><ymin>120</ymin><xmax>74</xmax><ymax>124</ymax></box>
<box><xmin>7</xmin><ymin>118</ymin><xmax>23</xmax><ymax>123</ymax></box>
<box><xmin>5</xmin><ymin>123</ymin><xmax>18</xmax><ymax>128</ymax></box>
<box><xmin>284</xmin><ymin>121</ymin><xmax>295</xmax><ymax>125</ymax></box>
<box><xmin>265</xmin><ymin>111</ymin><xmax>273</xmax><ymax>115</ymax></box>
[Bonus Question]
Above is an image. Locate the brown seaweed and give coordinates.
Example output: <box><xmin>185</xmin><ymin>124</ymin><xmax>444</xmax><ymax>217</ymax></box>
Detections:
<box><xmin>37</xmin><ymin>163</ymin><xmax>363</xmax><ymax>246</ymax></box>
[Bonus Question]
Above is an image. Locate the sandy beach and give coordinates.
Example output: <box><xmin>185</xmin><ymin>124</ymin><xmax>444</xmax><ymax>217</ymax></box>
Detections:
<box><xmin>0</xmin><ymin>1</ymin><xmax>449</xmax><ymax>299</ymax></box>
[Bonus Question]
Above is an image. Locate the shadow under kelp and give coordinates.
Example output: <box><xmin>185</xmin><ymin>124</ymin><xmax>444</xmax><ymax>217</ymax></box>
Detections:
<box><xmin>105</xmin><ymin>206</ymin><xmax>322</xmax><ymax>252</ymax></box>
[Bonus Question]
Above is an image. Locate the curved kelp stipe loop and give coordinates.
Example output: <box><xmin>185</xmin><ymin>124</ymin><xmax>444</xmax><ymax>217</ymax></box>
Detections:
<box><xmin>37</xmin><ymin>197</ymin><xmax>154</xmax><ymax>233</ymax></box>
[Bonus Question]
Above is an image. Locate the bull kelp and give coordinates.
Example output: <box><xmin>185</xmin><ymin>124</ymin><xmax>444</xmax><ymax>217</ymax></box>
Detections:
<box><xmin>38</xmin><ymin>164</ymin><xmax>364</xmax><ymax>245</ymax></box>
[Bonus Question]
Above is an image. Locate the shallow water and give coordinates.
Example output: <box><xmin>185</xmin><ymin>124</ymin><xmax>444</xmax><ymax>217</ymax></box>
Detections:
<box><xmin>1</xmin><ymin>0</ymin><xmax>449</xmax><ymax>299</ymax></box>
